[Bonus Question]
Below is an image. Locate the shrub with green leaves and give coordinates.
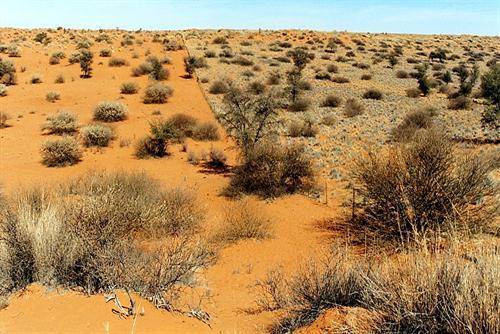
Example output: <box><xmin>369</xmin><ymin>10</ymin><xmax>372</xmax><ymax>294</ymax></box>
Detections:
<box><xmin>135</xmin><ymin>119</ymin><xmax>177</xmax><ymax>158</ymax></box>
<box><xmin>93</xmin><ymin>101</ymin><xmax>128</xmax><ymax>122</ymax></box>
<box><xmin>79</xmin><ymin>49</ymin><xmax>93</xmax><ymax>78</ymax></box>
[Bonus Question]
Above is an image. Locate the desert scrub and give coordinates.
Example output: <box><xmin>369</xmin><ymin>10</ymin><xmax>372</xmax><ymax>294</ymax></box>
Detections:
<box><xmin>135</xmin><ymin>119</ymin><xmax>177</xmax><ymax>158</ymax></box>
<box><xmin>346</xmin><ymin>129</ymin><xmax>497</xmax><ymax>247</ymax></box>
<box><xmin>99</xmin><ymin>49</ymin><xmax>112</xmax><ymax>57</ymax></box>
<box><xmin>321</xmin><ymin>94</ymin><xmax>341</xmax><ymax>108</ymax></box>
<box><xmin>143</xmin><ymin>82</ymin><xmax>173</xmax><ymax>104</ymax></box>
<box><xmin>54</xmin><ymin>74</ymin><xmax>65</xmax><ymax>84</ymax></box>
<box><xmin>81</xmin><ymin>123</ymin><xmax>113</xmax><ymax>147</ymax></box>
<box><xmin>344</xmin><ymin>98</ymin><xmax>364</xmax><ymax>117</ymax></box>
<box><xmin>213</xmin><ymin>200</ymin><xmax>271</xmax><ymax>244</ymax></box>
<box><xmin>30</xmin><ymin>74</ymin><xmax>43</xmax><ymax>84</ymax></box>
<box><xmin>108</xmin><ymin>57</ymin><xmax>128</xmax><ymax>67</ymax></box>
<box><xmin>209</xmin><ymin>80</ymin><xmax>228</xmax><ymax>94</ymax></box>
<box><xmin>41</xmin><ymin>111</ymin><xmax>78</xmax><ymax>134</ymax></box>
<box><xmin>0</xmin><ymin>172</ymin><xmax>210</xmax><ymax>309</ymax></box>
<box><xmin>0</xmin><ymin>112</ymin><xmax>11</xmax><ymax>128</ymax></box>
<box><xmin>93</xmin><ymin>101</ymin><xmax>128</xmax><ymax>122</ymax></box>
<box><xmin>45</xmin><ymin>91</ymin><xmax>60</xmax><ymax>102</ymax></box>
<box><xmin>391</xmin><ymin>108</ymin><xmax>436</xmax><ymax>142</ymax></box>
<box><xmin>40</xmin><ymin>136</ymin><xmax>82</xmax><ymax>167</ymax></box>
<box><xmin>227</xmin><ymin>143</ymin><xmax>315</xmax><ymax>198</ymax></box>
<box><xmin>120</xmin><ymin>82</ymin><xmax>139</xmax><ymax>94</ymax></box>
<box><xmin>0</xmin><ymin>84</ymin><xmax>7</xmax><ymax>96</ymax></box>
<box><xmin>258</xmin><ymin>244</ymin><xmax>500</xmax><ymax>334</ymax></box>
<box><xmin>0</xmin><ymin>58</ymin><xmax>17</xmax><ymax>85</ymax></box>
<box><xmin>166</xmin><ymin>113</ymin><xmax>197</xmax><ymax>138</ymax></box>
<box><xmin>363</xmin><ymin>88</ymin><xmax>383</xmax><ymax>100</ymax></box>
<box><xmin>192</xmin><ymin>121</ymin><xmax>220</xmax><ymax>141</ymax></box>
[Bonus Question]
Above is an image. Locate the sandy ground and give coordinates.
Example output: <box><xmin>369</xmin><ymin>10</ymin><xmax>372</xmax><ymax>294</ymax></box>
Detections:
<box><xmin>0</xmin><ymin>30</ymin><xmax>338</xmax><ymax>333</ymax></box>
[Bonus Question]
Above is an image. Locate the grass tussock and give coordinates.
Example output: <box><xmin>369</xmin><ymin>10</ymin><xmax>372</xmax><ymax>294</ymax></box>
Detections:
<box><xmin>0</xmin><ymin>172</ymin><xmax>210</xmax><ymax>310</ymax></box>
<box><xmin>258</xmin><ymin>243</ymin><xmax>500</xmax><ymax>334</ymax></box>
<box><xmin>213</xmin><ymin>200</ymin><xmax>272</xmax><ymax>244</ymax></box>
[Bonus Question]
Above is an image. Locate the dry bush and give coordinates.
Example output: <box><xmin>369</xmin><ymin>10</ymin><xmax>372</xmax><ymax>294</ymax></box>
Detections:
<box><xmin>108</xmin><ymin>57</ymin><xmax>128</xmax><ymax>67</ymax></box>
<box><xmin>344</xmin><ymin>98</ymin><xmax>364</xmax><ymax>117</ymax></box>
<box><xmin>41</xmin><ymin>111</ymin><xmax>78</xmax><ymax>134</ymax></box>
<box><xmin>167</xmin><ymin>113</ymin><xmax>197</xmax><ymax>138</ymax></box>
<box><xmin>331</xmin><ymin>76</ymin><xmax>350</xmax><ymax>83</ymax></box>
<box><xmin>192</xmin><ymin>121</ymin><xmax>220</xmax><ymax>141</ymax></box>
<box><xmin>0</xmin><ymin>84</ymin><xmax>7</xmax><ymax>96</ymax></box>
<box><xmin>81</xmin><ymin>123</ymin><xmax>113</xmax><ymax>147</ymax></box>
<box><xmin>0</xmin><ymin>58</ymin><xmax>17</xmax><ymax>85</ymax></box>
<box><xmin>321</xmin><ymin>94</ymin><xmax>341</xmax><ymax>108</ymax></box>
<box><xmin>93</xmin><ymin>101</ymin><xmax>128</xmax><ymax>122</ymax></box>
<box><xmin>213</xmin><ymin>200</ymin><xmax>271</xmax><ymax>244</ymax></box>
<box><xmin>0</xmin><ymin>112</ymin><xmax>11</xmax><ymax>128</ymax></box>
<box><xmin>45</xmin><ymin>91</ymin><xmax>60</xmax><ymax>102</ymax></box>
<box><xmin>209</xmin><ymin>80</ymin><xmax>228</xmax><ymax>94</ymax></box>
<box><xmin>0</xmin><ymin>172</ymin><xmax>210</xmax><ymax>309</ymax></box>
<box><xmin>207</xmin><ymin>146</ymin><xmax>227</xmax><ymax>169</ymax></box>
<box><xmin>361</xmin><ymin>73</ymin><xmax>372</xmax><ymax>80</ymax></box>
<box><xmin>120</xmin><ymin>82</ymin><xmax>139</xmax><ymax>94</ymax></box>
<box><xmin>348</xmin><ymin>129</ymin><xmax>498</xmax><ymax>247</ymax></box>
<box><xmin>259</xmin><ymin>244</ymin><xmax>500</xmax><ymax>334</ymax></box>
<box><xmin>288</xmin><ymin>118</ymin><xmax>318</xmax><ymax>137</ymax></box>
<box><xmin>40</xmin><ymin>136</ymin><xmax>82</xmax><ymax>167</ymax></box>
<box><xmin>391</xmin><ymin>108</ymin><xmax>436</xmax><ymax>142</ymax></box>
<box><xmin>54</xmin><ymin>74</ymin><xmax>64</xmax><ymax>84</ymax></box>
<box><xmin>143</xmin><ymin>82</ymin><xmax>173</xmax><ymax>104</ymax></box>
<box><xmin>396</xmin><ymin>70</ymin><xmax>410</xmax><ymax>78</ymax></box>
<box><xmin>406</xmin><ymin>87</ymin><xmax>421</xmax><ymax>98</ymax></box>
<box><xmin>289</xmin><ymin>97</ymin><xmax>311</xmax><ymax>112</ymax></box>
<box><xmin>448</xmin><ymin>95</ymin><xmax>471</xmax><ymax>110</ymax></box>
<box><xmin>257</xmin><ymin>252</ymin><xmax>366</xmax><ymax>333</ymax></box>
<box><xmin>363</xmin><ymin>88</ymin><xmax>383</xmax><ymax>100</ymax></box>
<box><xmin>227</xmin><ymin>143</ymin><xmax>315</xmax><ymax>198</ymax></box>
<box><xmin>30</xmin><ymin>74</ymin><xmax>43</xmax><ymax>84</ymax></box>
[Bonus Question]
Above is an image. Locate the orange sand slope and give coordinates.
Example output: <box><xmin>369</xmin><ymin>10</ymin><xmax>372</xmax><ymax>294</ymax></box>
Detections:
<box><xmin>0</xmin><ymin>32</ymin><xmax>337</xmax><ymax>333</ymax></box>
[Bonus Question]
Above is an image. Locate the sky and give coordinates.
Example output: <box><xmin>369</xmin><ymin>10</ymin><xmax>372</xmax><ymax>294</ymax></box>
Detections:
<box><xmin>0</xmin><ymin>0</ymin><xmax>499</xmax><ymax>35</ymax></box>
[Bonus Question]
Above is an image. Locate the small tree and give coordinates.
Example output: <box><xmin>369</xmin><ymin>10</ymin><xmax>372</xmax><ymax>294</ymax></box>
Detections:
<box><xmin>415</xmin><ymin>63</ymin><xmax>430</xmax><ymax>96</ymax></box>
<box><xmin>183</xmin><ymin>56</ymin><xmax>196</xmax><ymax>78</ymax></box>
<box><xmin>79</xmin><ymin>49</ymin><xmax>93</xmax><ymax>78</ymax></box>
<box><xmin>480</xmin><ymin>64</ymin><xmax>500</xmax><ymax>131</ymax></box>
<box><xmin>287</xmin><ymin>48</ymin><xmax>310</xmax><ymax>71</ymax></box>
<box><xmin>457</xmin><ymin>64</ymin><xmax>479</xmax><ymax>97</ymax></box>
<box><xmin>218</xmin><ymin>82</ymin><xmax>278</xmax><ymax>156</ymax></box>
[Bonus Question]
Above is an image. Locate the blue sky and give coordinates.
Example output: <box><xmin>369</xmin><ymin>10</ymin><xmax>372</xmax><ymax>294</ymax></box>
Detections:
<box><xmin>0</xmin><ymin>0</ymin><xmax>498</xmax><ymax>35</ymax></box>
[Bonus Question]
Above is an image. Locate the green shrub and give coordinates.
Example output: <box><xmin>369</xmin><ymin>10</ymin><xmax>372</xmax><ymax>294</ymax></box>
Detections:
<box><xmin>93</xmin><ymin>101</ymin><xmax>128</xmax><ymax>122</ymax></box>
<box><xmin>40</xmin><ymin>136</ymin><xmax>82</xmax><ymax>167</ymax></box>
<box><xmin>79</xmin><ymin>49</ymin><xmax>93</xmax><ymax>78</ymax></box>
<box><xmin>166</xmin><ymin>113</ymin><xmax>197</xmax><ymax>138</ymax></box>
<box><xmin>135</xmin><ymin>120</ymin><xmax>177</xmax><ymax>158</ymax></box>
<box><xmin>81</xmin><ymin>123</ymin><xmax>113</xmax><ymax>147</ymax></box>
<box><xmin>143</xmin><ymin>83</ymin><xmax>173</xmax><ymax>104</ymax></box>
